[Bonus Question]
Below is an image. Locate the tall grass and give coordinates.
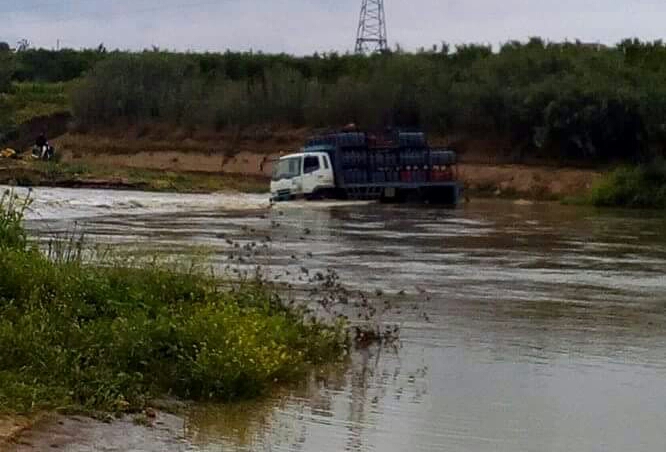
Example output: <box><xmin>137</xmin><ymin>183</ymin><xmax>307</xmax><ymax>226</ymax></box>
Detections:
<box><xmin>0</xmin><ymin>190</ymin><xmax>30</xmax><ymax>250</ymax></box>
<box><xmin>5</xmin><ymin>81</ymin><xmax>72</xmax><ymax>125</ymax></box>
<box><xmin>0</xmin><ymin>191</ymin><xmax>347</xmax><ymax>414</ymax></box>
<box><xmin>588</xmin><ymin>161</ymin><xmax>666</xmax><ymax>208</ymax></box>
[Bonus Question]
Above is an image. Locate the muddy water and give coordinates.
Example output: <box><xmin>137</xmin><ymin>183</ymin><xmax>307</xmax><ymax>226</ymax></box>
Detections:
<box><xmin>14</xmin><ymin>187</ymin><xmax>666</xmax><ymax>451</ymax></box>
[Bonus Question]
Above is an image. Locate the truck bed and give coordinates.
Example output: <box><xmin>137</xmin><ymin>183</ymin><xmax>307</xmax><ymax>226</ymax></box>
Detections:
<box><xmin>299</xmin><ymin>131</ymin><xmax>462</xmax><ymax>205</ymax></box>
<box><xmin>342</xmin><ymin>180</ymin><xmax>461</xmax><ymax>204</ymax></box>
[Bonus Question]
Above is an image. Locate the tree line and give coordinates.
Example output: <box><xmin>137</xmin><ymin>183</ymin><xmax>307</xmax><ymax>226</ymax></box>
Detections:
<box><xmin>5</xmin><ymin>38</ymin><xmax>666</xmax><ymax>161</ymax></box>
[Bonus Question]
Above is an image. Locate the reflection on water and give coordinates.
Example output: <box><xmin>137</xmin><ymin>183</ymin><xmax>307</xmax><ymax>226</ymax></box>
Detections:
<box><xmin>24</xmin><ymin>189</ymin><xmax>666</xmax><ymax>452</ymax></box>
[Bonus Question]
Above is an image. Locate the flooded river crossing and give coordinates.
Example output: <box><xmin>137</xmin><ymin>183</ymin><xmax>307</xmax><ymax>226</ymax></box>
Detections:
<box><xmin>9</xmin><ymin>187</ymin><xmax>666</xmax><ymax>451</ymax></box>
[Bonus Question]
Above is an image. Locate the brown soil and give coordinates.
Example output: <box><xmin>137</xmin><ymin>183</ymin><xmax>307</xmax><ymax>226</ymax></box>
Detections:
<box><xmin>459</xmin><ymin>163</ymin><xmax>601</xmax><ymax>199</ymax></box>
<box><xmin>59</xmin><ymin>147</ymin><xmax>277</xmax><ymax>178</ymax></box>
<box><xmin>0</xmin><ymin>415</ymin><xmax>44</xmax><ymax>450</ymax></box>
<box><xmin>0</xmin><ymin>127</ymin><xmax>598</xmax><ymax>199</ymax></box>
<box><xmin>53</xmin><ymin>129</ymin><xmax>304</xmax><ymax>178</ymax></box>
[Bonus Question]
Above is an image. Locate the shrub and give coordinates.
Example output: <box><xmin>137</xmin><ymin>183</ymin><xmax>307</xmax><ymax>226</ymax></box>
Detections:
<box><xmin>588</xmin><ymin>161</ymin><xmax>666</xmax><ymax>208</ymax></box>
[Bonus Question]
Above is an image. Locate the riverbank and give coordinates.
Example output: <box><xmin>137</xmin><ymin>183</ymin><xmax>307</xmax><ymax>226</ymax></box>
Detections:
<box><xmin>3</xmin><ymin>411</ymin><xmax>186</xmax><ymax>451</ymax></box>
<box><xmin>459</xmin><ymin>163</ymin><xmax>600</xmax><ymax>201</ymax></box>
<box><xmin>1</xmin><ymin>130</ymin><xmax>604</xmax><ymax>201</ymax></box>
<box><xmin>0</xmin><ymin>158</ymin><xmax>268</xmax><ymax>193</ymax></box>
<box><xmin>0</xmin><ymin>415</ymin><xmax>38</xmax><ymax>449</ymax></box>
<box><xmin>0</xmin><ymin>191</ymin><xmax>347</xmax><ymax>422</ymax></box>
<box><xmin>0</xmin><ymin>156</ymin><xmax>600</xmax><ymax>202</ymax></box>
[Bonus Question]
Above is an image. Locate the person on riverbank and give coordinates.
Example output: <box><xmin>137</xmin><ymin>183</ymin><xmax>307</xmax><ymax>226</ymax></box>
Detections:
<box><xmin>34</xmin><ymin>131</ymin><xmax>53</xmax><ymax>160</ymax></box>
<box><xmin>36</xmin><ymin>131</ymin><xmax>47</xmax><ymax>149</ymax></box>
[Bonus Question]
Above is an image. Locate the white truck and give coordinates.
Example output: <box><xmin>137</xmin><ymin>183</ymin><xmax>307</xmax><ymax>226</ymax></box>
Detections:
<box><xmin>270</xmin><ymin>131</ymin><xmax>461</xmax><ymax>205</ymax></box>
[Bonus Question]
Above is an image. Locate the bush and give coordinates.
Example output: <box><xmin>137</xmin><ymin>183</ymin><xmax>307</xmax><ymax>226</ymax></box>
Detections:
<box><xmin>588</xmin><ymin>161</ymin><xmax>666</xmax><ymax>208</ymax></box>
<box><xmin>0</xmin><ymin>193</ymin><xmax>347</xmax><ymax>414</ymax></box>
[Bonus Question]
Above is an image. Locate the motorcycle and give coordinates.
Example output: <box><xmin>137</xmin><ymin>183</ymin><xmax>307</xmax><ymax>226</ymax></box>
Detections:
<box><xmin>31</xmin><ymin>144</ymin><xmax>55</xmax><ymax>161</ymax></box>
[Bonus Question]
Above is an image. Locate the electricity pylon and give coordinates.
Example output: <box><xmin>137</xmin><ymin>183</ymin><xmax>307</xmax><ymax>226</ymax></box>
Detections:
<box><xmin>355</xmin><ymin>0</ymin><xmax>388</xmax><ymax>54</ymax></box>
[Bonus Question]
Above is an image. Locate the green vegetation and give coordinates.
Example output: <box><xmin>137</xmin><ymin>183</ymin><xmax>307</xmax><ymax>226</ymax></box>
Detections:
<box><xmin>12</xmin><ymin>48</ymin><xmax>107</xmax><ymax>83</ymax></box>
<box><xmin>0</xmin><ymin>191</ymin><xmax>346</xmax><ymax>414</ymax></box>
<box><xmin>5</xmin><ymin>39</ymin><xmax>666</xmax><ymax>163</ymax></box>
<box><xmin>65</xmin><ymin>39</ymin><xmax>666</xmax><ymax>162</ymax></box>
<box><xmin>1</xmin><ymin>44</ymin><xmax>76</xmax><ymax>143</ymax></box>
<box><xmin>0</xmin><ymin>50</ymin><xmax>14</xmax><ymax>93</ymax></box>
<box><xmin>587</xmin><ymin>162</ymin><xmax>666</xmax><ymax>208</ymax></box>
<box><xmin>5</xmin><ymin>82</ymin><xmax>70</xmax><ymax>124</ymax></box>
<box><xmin>0</xmin><ymin>48</ymin><xmax>15</xmax><ymax>142</ymax></box>
<box><xmin>0</xmin><ymin>81</ymin><xmax>71</xmax><ymax>145</ymax></box>
<box><xmin>0</xmin><ymin>161</ymin><xmax>269</xmax><ymax>193</ymax></box>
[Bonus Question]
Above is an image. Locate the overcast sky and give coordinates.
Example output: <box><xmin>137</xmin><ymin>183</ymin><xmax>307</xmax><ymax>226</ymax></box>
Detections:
<box><xmin>3</xmin><ymin>0</ymin><xmax>664</xmax><ymax>54</ymax></box>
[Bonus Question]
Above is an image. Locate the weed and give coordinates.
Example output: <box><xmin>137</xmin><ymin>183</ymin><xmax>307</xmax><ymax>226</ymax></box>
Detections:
<box><xmin>0</xmin><ymin>190</ymin><xmax>31</xmax><ymax>250</ymax></box>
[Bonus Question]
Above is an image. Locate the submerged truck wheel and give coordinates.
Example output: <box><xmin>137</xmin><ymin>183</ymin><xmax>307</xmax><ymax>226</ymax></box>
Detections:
<box><xmin>305</xmin><ymin>188</ymin><xmax>338</xmax><ymax>200</ymax></box>
<box><xmin>422</xmin><ymin>185</ymin><xmax>460</xmax><ymax>206</ymax></box>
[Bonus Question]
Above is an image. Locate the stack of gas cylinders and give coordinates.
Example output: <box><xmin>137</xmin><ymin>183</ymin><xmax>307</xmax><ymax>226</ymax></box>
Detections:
<box><xmin>320</xmin><ymin>131</ymin><xmax>457</xmax><ymax>186</ymax></box>
<box><xmin>429</xmin><ymin>150</ymin><xmax>456</xmax><ymax>182</ymax></box>
<box><xmin>341</xmin><ymin>148</ymin><xmax>370</xmax><ymax>184</ymax></box>
<box><xmin>340</xmin><ymin>147</ymin><xmax>457</xmax><ymax>185</ymax></box>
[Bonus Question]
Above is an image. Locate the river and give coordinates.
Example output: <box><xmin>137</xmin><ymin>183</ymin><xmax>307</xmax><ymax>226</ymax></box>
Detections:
<box><xmin>11</xmin><ymin>187</ymin><xmax>666</xmax><ymax>451</ymax></box>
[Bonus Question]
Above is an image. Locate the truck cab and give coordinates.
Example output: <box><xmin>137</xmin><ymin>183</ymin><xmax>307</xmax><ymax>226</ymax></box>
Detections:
<box><xmin>270</xmin><ymin>152</ymin><xmax>335</xmax><ymax>202</ymax></box>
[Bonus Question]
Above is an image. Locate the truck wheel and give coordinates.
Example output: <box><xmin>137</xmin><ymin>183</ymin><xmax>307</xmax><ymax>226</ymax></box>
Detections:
<box><xmin>305</xmin><ymin>191</ymin><xmax>319</xmax><ymax>201</ymax></box>
<box><xmin>306</xmin><ymin>189</ymin><xmax>327</xmax><ymax>201</ymax></box>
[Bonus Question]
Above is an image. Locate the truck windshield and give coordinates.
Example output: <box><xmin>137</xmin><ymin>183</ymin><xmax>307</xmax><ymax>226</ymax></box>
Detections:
<box><xmin>272</xmin><ymin>157</ymin><xmax>302</xmax><ymax>181</ymax></box>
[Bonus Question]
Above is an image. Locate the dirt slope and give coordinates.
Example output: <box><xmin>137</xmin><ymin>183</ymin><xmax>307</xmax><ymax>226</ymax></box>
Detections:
<box><xmin>45</xmin><ymin>130</ymin><xmax>601</xmax><ymax>199</ymax></box>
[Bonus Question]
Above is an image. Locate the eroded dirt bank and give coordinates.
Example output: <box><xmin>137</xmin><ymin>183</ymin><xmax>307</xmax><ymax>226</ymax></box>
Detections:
<box><xmin>52</xmin><ymin>132</ymin><xmax>600</xmax><ymax>199</ymax></box>
<box><xmin>0</xmin><ymin>417</ymin><xmax>35</xmax><ymax>449</ymax></box>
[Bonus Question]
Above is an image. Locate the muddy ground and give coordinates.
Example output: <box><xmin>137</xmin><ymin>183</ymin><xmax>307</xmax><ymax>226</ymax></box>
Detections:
<box><xmin>3</xmin><ymin>413</ymin><xmax>188</xmax><ymax>452</ymax></box>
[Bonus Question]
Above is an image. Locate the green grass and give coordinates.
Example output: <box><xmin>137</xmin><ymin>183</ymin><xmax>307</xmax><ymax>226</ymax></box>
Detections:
<box><xmin>586</xmin><ymin>162</ymin><xmax>666</xmax><ymax>208</ymax></box>
<box><xmin>2</xmin><ymin>82</ymin><xmax>71</xmax><ymax>126</ymax></box>
<box><xmin>123</xmin><ymin>168</ymin><xmax>269</xmax><ymax>193</ymax></box>
<box><xmin>0</xmin><ymin>161</ymin><xmax>269</xmax><ymax>194</ymax></box>
<box><xmin>0</xmin><ymin>190</ymin><xmax>345</xmax><ymax>415</ymax></box>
